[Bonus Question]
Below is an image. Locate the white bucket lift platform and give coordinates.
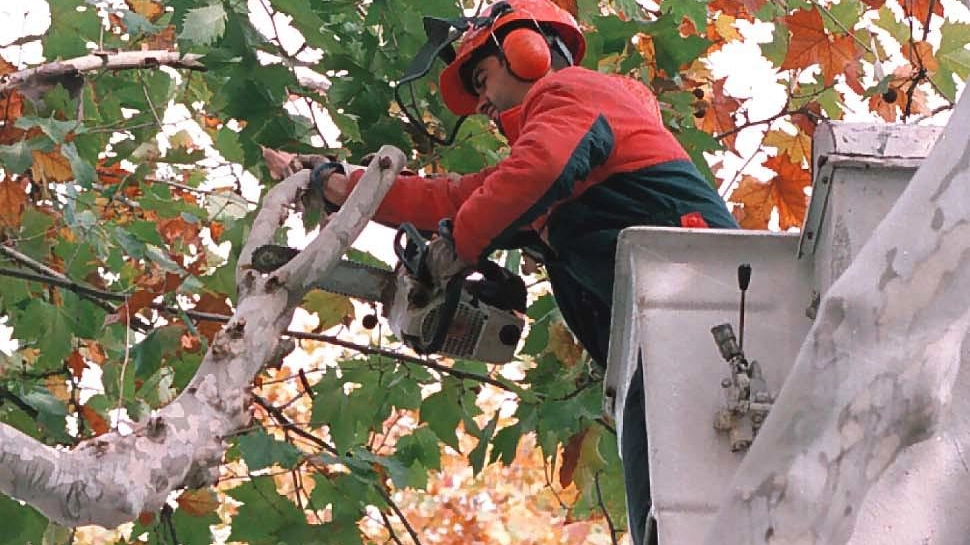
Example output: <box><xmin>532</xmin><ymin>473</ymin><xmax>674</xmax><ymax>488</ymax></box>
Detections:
<box><xmin>603</xmin><ymin>121</ymin><xmax>943</xmax><ymax>544</ymax></box>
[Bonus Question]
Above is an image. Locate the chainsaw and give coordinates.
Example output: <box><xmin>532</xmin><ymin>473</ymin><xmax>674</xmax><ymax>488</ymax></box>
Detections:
<box><xmin>251</xmin><ymin>222</ymin><xmax>526</xmax><ymax>363</ymax></box>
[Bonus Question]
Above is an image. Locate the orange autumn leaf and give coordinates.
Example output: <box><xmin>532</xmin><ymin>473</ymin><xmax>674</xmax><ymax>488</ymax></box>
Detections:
<box><xmin>209</xmin><ymin>220</ymin><xmax>225</xmax><ymax>242</ymax></box>
<box><xmin>96</xmin><ymin>161</ymin><xmax>130</xmax><ymax>186</ymax></box>
<box><xmin>763</xmin><ymin>128</ymin><xmax>812</xmax><ymax>164</ymax></box>
<box><xmin>900</xmin><ymin>0</ymin><xmax>944</xmax><ymax>24</ymax></box>
<box><xmin>31</xmin><ymin>148</ymin><xmax>74</xmax><ymax>182</ymax></box>
<box><xmin>83</xmin><ymin>340</ymin><xmax>108</xmax><ymax>364</ymax></box>
<box><xmin>559</xmin><ymin>428</ymin><xmax>588</xmax><ymax>488</ymax></box>
<box><xmin>781</xmin><ymin>8</ymin><xmax>861</xmax><ymax>87</ymax></box>
<box><xmin>708</xmin><ymin>0</ymin><xmax>752</xmax><ymax>19</ymax></box>
<box><xmin>157</xmin><ymin>216</ymin><xmax>201</xmax><ymax>245</ymax></box>
<box><xmin>731</xmin><ymin>176</ymin><xmax>773</xmax><ymax>229</ymax></box>
<box><xmin>176</xmin><ymin>488</ymin><xmax>220</xmax><ymax>516</ymax></box>
<box><xmin>862</xmin><ymin>0</ymin><xmax>886</xmax><ymax>7</ymax></box>
<box><xmin>697</xmin><ymin>78</ymin><xmax>740</xmax><ymax>147</ymax></box>
<box><xmin>81</xmin><ymin>404</ymin><xmax>110</xmax><ymax>436</ymax></box>
<box><xmin>902</xmin><ymin>41</ymin><xmax>939</xmax><ymax>73</ymax></box>
<box><xmin>144</xmin><ymin>24</ymin><xmax>177</xmax><ymax>50</ymax></box>
<box><xmin>731</xmin><ymin>155</ymin><xmax>810</xmax><ymax>232</ymax></box>
<box><xmin>67</xmin><ymin>351</ymin><xmax>87</xmax><ymax>379</ymax></box>
<box><xmin>0</xmin><ymin>177</ymin><xmax>28</xmax><ymax>228</ymax></box>
<box><xmin>765</xmin><ymin>154</ymin><xmax>810</xmax><ymax>230</ymax></box>
<box><xmin>194</xmin><ymin>293</ymin><xmax>233</xmax><ymax>341</ymax></box>
<box><xmin>126</xmin><ymin>0</ymin><xmax>165</xmax><ymax>21</ymax></box>
<box><xmin>113</xmin><ymin>289</ymin><xmax>158</xmax><ymax>325</ymax></box>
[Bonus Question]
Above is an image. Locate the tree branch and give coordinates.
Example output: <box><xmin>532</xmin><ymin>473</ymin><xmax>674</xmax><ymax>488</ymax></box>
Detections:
<box><xmin>0</xmin><ymin>51</ymin><xmax>205</xmax><ymax>94</ymax></box>
<box><xmin>0</xmin><ymin>146</ymin><xmax>405</xmax><ymax>528</ymax></box>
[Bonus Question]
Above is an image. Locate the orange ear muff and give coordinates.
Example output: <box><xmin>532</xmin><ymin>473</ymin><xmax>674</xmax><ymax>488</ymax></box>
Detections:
<box><xmin>501</xmin><ymin>28</ymin><xmax>551</xmax><ymax>81</ymax></box>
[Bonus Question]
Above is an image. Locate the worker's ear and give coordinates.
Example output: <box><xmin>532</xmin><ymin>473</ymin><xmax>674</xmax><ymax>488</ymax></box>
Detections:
<box><xmin>500</xmin><ymin>28</ymin><xmax>551</xmax><ymax>81</ymax></box>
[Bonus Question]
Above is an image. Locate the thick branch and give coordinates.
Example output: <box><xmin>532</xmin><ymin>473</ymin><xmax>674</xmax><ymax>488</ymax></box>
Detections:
<box><xmin>0</xmin><ymin>146</ymin><xmax>405</xmax><ymax>528</ymax></box>
<box><xmin>0</xmin><ymin>51</ymin><xmax>205</xmax><ymax>94</ymax></box>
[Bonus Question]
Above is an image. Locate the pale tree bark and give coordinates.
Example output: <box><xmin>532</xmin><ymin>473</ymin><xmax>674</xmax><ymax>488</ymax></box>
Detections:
<box><xmin>706</xmin><ymin>89</ymin><xmax>970</xmax><ymax>541</ymax></box>
<box><xmin>0</xmin><ymin>145</ymin><xmax>406</xmax><ymax>528</ymax></box>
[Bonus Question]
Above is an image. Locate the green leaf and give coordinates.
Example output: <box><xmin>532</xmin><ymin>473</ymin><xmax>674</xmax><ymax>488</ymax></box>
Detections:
<box><xmin>0</xmin><ymin>495</ymin><xmax>46</xmax><ymax>545</ymax></box>
<box><xmin>44</xmin><ymin>0</ymin><xmax>100</xmax><ymax>59</ymax></box>
<box><xmin>823</xmin><ymin>0</ymin><xmax>861</xmax><ymax>36</ymax></box>
<box><xmin>490</xmin><ymin>422</ymin><xmax>522</xmax><ymax>465</ymax></box>
<box><xmin>228</xmin><ymin>478</ymin><xmax>305</xmax><ymax>543</ymax></box>
<box><xmin>131</xmin><ymin>325</ymin><xmax>184</xmax><ymax>379</ymax></box>
<box><xmin>238</xmin><ymin>428</ymin><xmax>302</xmax><ymax>470</ymax></box>
<box><xmin>311</xmin><ymin>371</ymin><xmax>385</xmax><ymax>452</ymax></box>
<box><xmin>394</xmin><ymin>425</ymin><xmax>441</xmax><ymax>471</ymax></box>
<box><xmin>0</xmin><ymin>140</ymin><xmax>37</xmax><ymax>174</ymax></box>
<box><xmin>302</xmin><ymin>290</ymin><xmax>355</xmax><ymax>331</ymax></box>
<box><xmin>61</xmin><ymin>142</ymin><xmax>96</xmax><ymax>187</ymax></box>
<box><xmin>14</xmin><ymin>117</ymin><xmax>80</xmax><ymax>145</ymax></box>
<box><xmin>179</xmin><ymin>4</ymin><xmax>228</xmax><ymax>46</ymax></box>
<box><xmin>14</xmin><ymin>300</ymin><xmax>72</xmax><ymax>371</ymax></box>
<box><xmin>419</xmin><ymin>380</ymin><xmax>462</xmax><ymax>451</ymax></box>
<box><xmin>760</xmin><ymin>22</ymin><xmax>788</xmax><ymax>66</ymax></box>
<box><xmin>661</xmin><ymin>0</ymin><xmax>709</xmax><ymax>31</ymax></box>
<box><xmin>468</xmin><ymin>411</ymin><xmax>500</xmax><ymax>475</ymax></box>
<box><xmin>171</xmin><ymin>509</ymin><xmax>219</xmax><ymax>545</ymax></box>
<box><xmin>650</xmin><ymin>17</ymin><xmax>711</xmax><ymax>75</ymax></box>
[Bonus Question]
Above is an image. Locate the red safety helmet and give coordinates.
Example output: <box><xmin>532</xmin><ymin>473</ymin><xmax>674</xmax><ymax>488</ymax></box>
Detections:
<box><xmin>438</xmin><ymin>0</ymin><xmax>586</xmax><ymax>116</ymax></box>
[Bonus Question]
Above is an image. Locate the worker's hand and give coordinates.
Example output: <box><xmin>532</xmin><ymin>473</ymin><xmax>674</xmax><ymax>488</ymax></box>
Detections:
<box><xmin>306</xmin><ymin>162</ymin><xmax>358</xmax><ymax>212</ymax></box>
<box><xmin>425</xmin><ymin>236</ymin><xmax>472</xmax><ymax>287</ymax></box>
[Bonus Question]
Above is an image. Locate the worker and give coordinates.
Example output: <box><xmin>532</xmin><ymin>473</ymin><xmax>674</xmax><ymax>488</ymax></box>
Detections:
<box><xmin>315</xmin><ymin>1</ymin><xmax>738</xmax><ymax>543</ymax></box>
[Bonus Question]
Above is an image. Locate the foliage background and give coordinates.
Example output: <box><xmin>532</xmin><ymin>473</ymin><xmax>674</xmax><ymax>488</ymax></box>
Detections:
<box><xmin>0</xmin><ymin>0</ymin><xmax>967</xmax><ymax>543</ymax></box>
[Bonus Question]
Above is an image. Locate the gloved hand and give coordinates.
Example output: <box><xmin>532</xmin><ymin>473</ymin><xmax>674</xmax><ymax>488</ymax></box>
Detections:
<box><xmin>304</xmin><ymin>161</ymin><xmax>357</xmax><ymax>213</ymax></box>
<box><xmin>424</xmin><ymin>236</ymin><xmax>472</xmax><ymax>287</ymax></box>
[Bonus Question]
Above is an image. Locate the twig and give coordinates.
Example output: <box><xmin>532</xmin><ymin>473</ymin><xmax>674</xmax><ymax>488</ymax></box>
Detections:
<box><xmin>252</xmin><ymin>395</ymin><xmax>339</xmax><ymax>456</ymax></box>
<box><xmin>0</xmin><ymin>246</ymin><xmax>117</xmax><ymax>314</ymax></box>
<box><xmin>594</xmin><ymin>470</ymin><xmax>620</xmax><ymax>545</ymax></box>
<box><xmin>813</xmin><ymin>2</ymin><xmax>873</xmax><ymax>55</ymax></box>
<box><xmin>0</xmin><ymin>51</ymin><xmax>205</xmax><ymax>93</ymax></box>
<box><xmin>0</xmin><ymin>265</ymin><xmax>518</xmax><ymax>393</ymax></box>
<box><xmin>380</xmin><ymin>509</ymin><xmax>407</xmax><ymax>545</ymax></box>
<box><xmin>0</xmin><ymin>34</ymin><xmax>44</xmax><ymax>49</ymax></box>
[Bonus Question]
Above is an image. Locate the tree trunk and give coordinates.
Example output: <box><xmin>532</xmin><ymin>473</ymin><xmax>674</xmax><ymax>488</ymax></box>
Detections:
<box><xmin>707</xmin><ymin>89</ymin><xmax>970</xmax><ymax>542</ymax></box>
<box><xmin>0</xmin><ymin>146</ymin><xmax>406</xmax><ymax>528</ymax></box>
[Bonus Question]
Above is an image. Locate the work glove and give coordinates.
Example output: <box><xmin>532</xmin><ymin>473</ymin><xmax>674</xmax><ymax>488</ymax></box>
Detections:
<box><xmin>424</xmin><ymin>236</ymin><xmax>472</xmax><ymax>288</ymax></box>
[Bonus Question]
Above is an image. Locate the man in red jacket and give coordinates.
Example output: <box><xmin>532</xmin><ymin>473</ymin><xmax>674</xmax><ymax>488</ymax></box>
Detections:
<box><xmin>318</xmin><ymin>1</ymin><xmax>737</xmax><ymax>543</ymax></box>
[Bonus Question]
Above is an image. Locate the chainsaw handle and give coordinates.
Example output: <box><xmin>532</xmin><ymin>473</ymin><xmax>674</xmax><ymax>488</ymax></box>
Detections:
<box><xmin>394</xmin><ymin>223</ymin><xmax>431</xmax><ymax>281</ymax></box>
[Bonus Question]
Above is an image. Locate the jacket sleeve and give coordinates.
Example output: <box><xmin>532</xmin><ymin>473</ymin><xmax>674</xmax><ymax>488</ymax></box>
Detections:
<box><xmin>450</xmin><ymin>79</ymin><xmax>614</xmax><ymax>263</ymax></box>
<box><xmin>346</xmin><ymin>167</ymin><xmax>495</xmax><ymax>232</ymax></box>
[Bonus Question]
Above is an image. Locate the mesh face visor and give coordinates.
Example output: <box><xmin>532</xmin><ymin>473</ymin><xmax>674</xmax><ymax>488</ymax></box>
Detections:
<box><xmin>394</xmin><ymin>4</ymin><xmax>511</xmax><ymax>146</ymax></box>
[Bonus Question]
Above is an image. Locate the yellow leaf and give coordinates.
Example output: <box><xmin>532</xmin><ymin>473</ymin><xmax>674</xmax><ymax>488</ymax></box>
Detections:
<box><xmin>31</xmin><ymin>148</ymin><xmax>73</xmax><ymax>182</ymax></box>
<box><xmin>176</xmin><ymin>488</ymin><xmax>220</xmax><ymax>516</ymax></box>
<box><xmin>125</xmin><ymin>0</ymin><xmax>165</xmax><ymax>21</ymax></box>
<box><xmin>302</xmin><ymin>290</ymin><xmax>356</xmax><ymax>332</ymax></box>
<box><xmin>548</xmin><ymin>319</ymin><xmax>583</xmax><ymax>366</ymax></box>
<box><xmin>715</xmin><ymin>15</ymin><xmax>742</xmax><ymax>41</ymax></box>
<box><xmin>763</xmin><ymin>129</ymin><xmax>812</xmax><ymax>164</ymax></box>
<box><xmin>45</xmin><ymin>376</ymin><xmax>71</xmax><ymax>403</ymax></box>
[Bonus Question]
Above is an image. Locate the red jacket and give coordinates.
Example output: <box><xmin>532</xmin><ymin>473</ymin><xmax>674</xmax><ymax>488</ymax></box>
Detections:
<box><xmin>348</xmin><ymin>66</ymin><xmax>698</xmax><ymax>263</ymax></box>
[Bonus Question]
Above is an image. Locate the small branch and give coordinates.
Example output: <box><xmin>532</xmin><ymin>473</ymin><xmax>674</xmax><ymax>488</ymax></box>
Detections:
<box><xmin>253</xmin><ymin>395</ymin><xmax>338</xmax><ymax>456</ymax></box>
<box><xmin>815</xmin><ymin>3</ymin><xmax>873</xmax><ymax>55</ymax></box>
<box><xmin>0</xmin><ymin>246</ymin><xmax>117</xmax><ymax>314</ymax></box>
<box><xmin>0</xmin><ymin>51</ymin><xmax>205</xmax><ymax>93</ymax></box>
<box><xmin>594</xmin><ymin>470</ymin><xmax>620</xmax><ymax>545</ymax></box>
<box><xmin>0</xmin><ymin>34</ymin><xmax>44</xmax><ymax>49</ymax></box>
<box><xmin>0</xmin><ymin>385</ymin><xmax>39</xmax><ymax>418</ymax></box>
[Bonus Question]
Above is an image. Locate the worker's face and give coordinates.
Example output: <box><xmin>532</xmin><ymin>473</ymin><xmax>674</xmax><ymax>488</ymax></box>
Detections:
<box><xmin>470</xmin><ymin>55</ymin><xmax>532</xmax><ymax>124</ymax></box>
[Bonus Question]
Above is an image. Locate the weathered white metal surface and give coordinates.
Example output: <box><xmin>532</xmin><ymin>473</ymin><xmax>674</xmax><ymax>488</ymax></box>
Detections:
<box><xmin>799</xmin><ymin>122</ymin><xmax>943</xmax><ymax>266</ymax></box>
<box><xmin>605</xmin><ymin>228</ymin><xmax>814</xmax><ymax>543</ymax></box>
<box><xmin>605</xmin><ymin>121</ymin><xmax>949</xmax><ymax>544</ymax></box>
